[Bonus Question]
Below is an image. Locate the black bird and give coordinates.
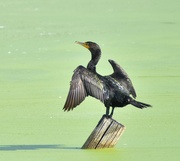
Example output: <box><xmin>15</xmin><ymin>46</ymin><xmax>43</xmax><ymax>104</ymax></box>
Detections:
<box><xmin>63</xmin><ymin>41</ymin><xmax>151</xmax><ymax>117</ymax></box>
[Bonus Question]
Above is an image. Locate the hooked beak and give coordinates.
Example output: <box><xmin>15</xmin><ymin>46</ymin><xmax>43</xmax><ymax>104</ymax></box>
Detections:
<box><xmin>75</xmin><ymin>41</ymin><xmax>90</xmax><ymax>49</ymax></box>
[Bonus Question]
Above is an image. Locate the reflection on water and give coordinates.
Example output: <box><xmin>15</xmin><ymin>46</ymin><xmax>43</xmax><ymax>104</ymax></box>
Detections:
<box><xmin>0</xmin><ymin>144</ymin><xmax>80</xmax><ymax>151</ymax></box>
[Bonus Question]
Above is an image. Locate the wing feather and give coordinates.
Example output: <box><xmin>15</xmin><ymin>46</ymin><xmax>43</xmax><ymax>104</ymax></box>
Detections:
<box><xmin>63</xmin><ymin>67</ymin><xmax>87</xmax><ymax>111</ymax></box>
<box><xmin>108</xmin><ymin>59</ymin><xmax>137</xmax><ymax>98</ymax></box>
<box><xmin>63</xmin><ymin>66</ymin><xmax>105</xmax><ymax>111</ymax></box>
<box><xmin>82</xmin><ymin>72</ymin><xmax>104</xmax><ymax>103</ymax></box>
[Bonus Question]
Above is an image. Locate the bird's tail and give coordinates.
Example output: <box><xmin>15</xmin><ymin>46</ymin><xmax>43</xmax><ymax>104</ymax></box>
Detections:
<box><xmin>128</xmin><ymin>97</ymin><xmax>152</xmax><ymax>109</ymax></box>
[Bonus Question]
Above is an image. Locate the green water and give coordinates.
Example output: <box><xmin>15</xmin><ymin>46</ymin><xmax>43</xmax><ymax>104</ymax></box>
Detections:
<box><xmin>0</xmin><ymin>0</ymin><xmax>179</xmax><ymax>161</ymax></box>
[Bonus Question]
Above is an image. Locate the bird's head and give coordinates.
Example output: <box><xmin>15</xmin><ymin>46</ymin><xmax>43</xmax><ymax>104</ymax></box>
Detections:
<box><xmin>75</xmin><ymin>41</ymin><xmax>101</xmax><ymax>72</ymax></box>
<box><xmin>75</xmin><ymin>41</ymin><xmax>101</xmax><ymax>56</ymax></box>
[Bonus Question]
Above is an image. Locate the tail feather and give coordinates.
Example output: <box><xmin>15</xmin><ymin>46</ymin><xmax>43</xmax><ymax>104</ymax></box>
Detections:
<box><xmin>129</xmin><ymin>98</ymin><xmax>152</xmax><ymax>109</ymax></box>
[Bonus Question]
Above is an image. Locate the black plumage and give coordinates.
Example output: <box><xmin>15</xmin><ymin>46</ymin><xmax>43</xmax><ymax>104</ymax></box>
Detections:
<box><xmin>63</xmin><ymin>41</ymin><xmax>151</xmax><ymax>117</ymax></box>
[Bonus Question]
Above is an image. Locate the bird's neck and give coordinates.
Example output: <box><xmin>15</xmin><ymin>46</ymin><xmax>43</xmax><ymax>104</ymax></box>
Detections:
<box><xmin>87</xmin><ymin>49</ymin><xmax>101</xmax><ymax>73</ymax></box>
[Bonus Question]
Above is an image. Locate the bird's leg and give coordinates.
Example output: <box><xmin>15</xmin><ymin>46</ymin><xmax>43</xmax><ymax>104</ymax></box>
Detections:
<box><xmin>105</xmin><ymin>106</ymin><xmax>110</xmax><ymax>118</ymax></box>
<box><xmin>109</xmin><ymin>107</ymin><xmax>115</xmax><ymax>118</ymax></box>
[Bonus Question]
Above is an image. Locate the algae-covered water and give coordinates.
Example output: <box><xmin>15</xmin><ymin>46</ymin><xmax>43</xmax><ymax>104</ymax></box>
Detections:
<box><xmin>0</xmin><ymin>0</ymin><xmax>180</xmax><ymax>161</ymax></box>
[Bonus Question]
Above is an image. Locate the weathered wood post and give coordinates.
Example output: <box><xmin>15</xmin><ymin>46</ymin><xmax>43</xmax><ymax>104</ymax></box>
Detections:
<box><xmin>82</xmin><ymin>115</ymin><xmax>125</xmax><ymax>149</ymax></box>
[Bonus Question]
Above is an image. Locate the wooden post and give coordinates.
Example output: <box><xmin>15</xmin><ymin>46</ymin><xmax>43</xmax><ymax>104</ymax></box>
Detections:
<box><xmin>82</xmin><ymin>115</ymin><xmax>125</xmax><ymax>149</ymax></box>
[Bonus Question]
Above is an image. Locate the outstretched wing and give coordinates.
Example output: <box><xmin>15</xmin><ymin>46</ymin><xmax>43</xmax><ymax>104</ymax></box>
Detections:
<box><xmin>63</xmin><ymin>66</ymin><xmax>105</xmax><ymax>111</ymax></box>
<box><xmin>63</xmin><ymin>67</ymin><xmax>87</xmax><ymax>111</ymax></box>
<box><xmin>108</xmin><ymin>59</ymin><xmax>136</xmax><ymax>98</ymax></box>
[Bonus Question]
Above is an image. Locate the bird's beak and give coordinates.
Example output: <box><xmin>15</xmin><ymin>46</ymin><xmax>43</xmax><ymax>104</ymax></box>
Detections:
<box><xmin>75</xmin><ymin>41</ymin><xmax>90</xmax><ymax>49</ymax></box>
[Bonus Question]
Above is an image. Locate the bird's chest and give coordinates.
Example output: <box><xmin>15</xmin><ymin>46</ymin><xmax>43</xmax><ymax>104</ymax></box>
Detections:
<box><xmin>111</xmin><ymin>91</ymin><xmax>128</xmax><ymax>107</ymax></box>
<box><xmin>106</xmin><ymin>84</ymin><xmax>128</xmax><ymax>107</ymax></box>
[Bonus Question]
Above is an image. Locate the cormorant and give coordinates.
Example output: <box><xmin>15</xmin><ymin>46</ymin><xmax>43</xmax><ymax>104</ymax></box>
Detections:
<box><xmin>63</xmin><ymin>41</ymin><xmax>151</xmax><ymax>117</ymax></box>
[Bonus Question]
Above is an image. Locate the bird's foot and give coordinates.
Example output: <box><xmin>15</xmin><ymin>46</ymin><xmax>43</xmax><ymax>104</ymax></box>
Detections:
<box><xmin>103</xmin><ymin>114</ymin><xmax>112</xmax><ymax>119</ymax></box>
<box><xmin>102</xmin><ymin>114</ymin><xmax>108</xmax><ymax>118</ymax></box>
